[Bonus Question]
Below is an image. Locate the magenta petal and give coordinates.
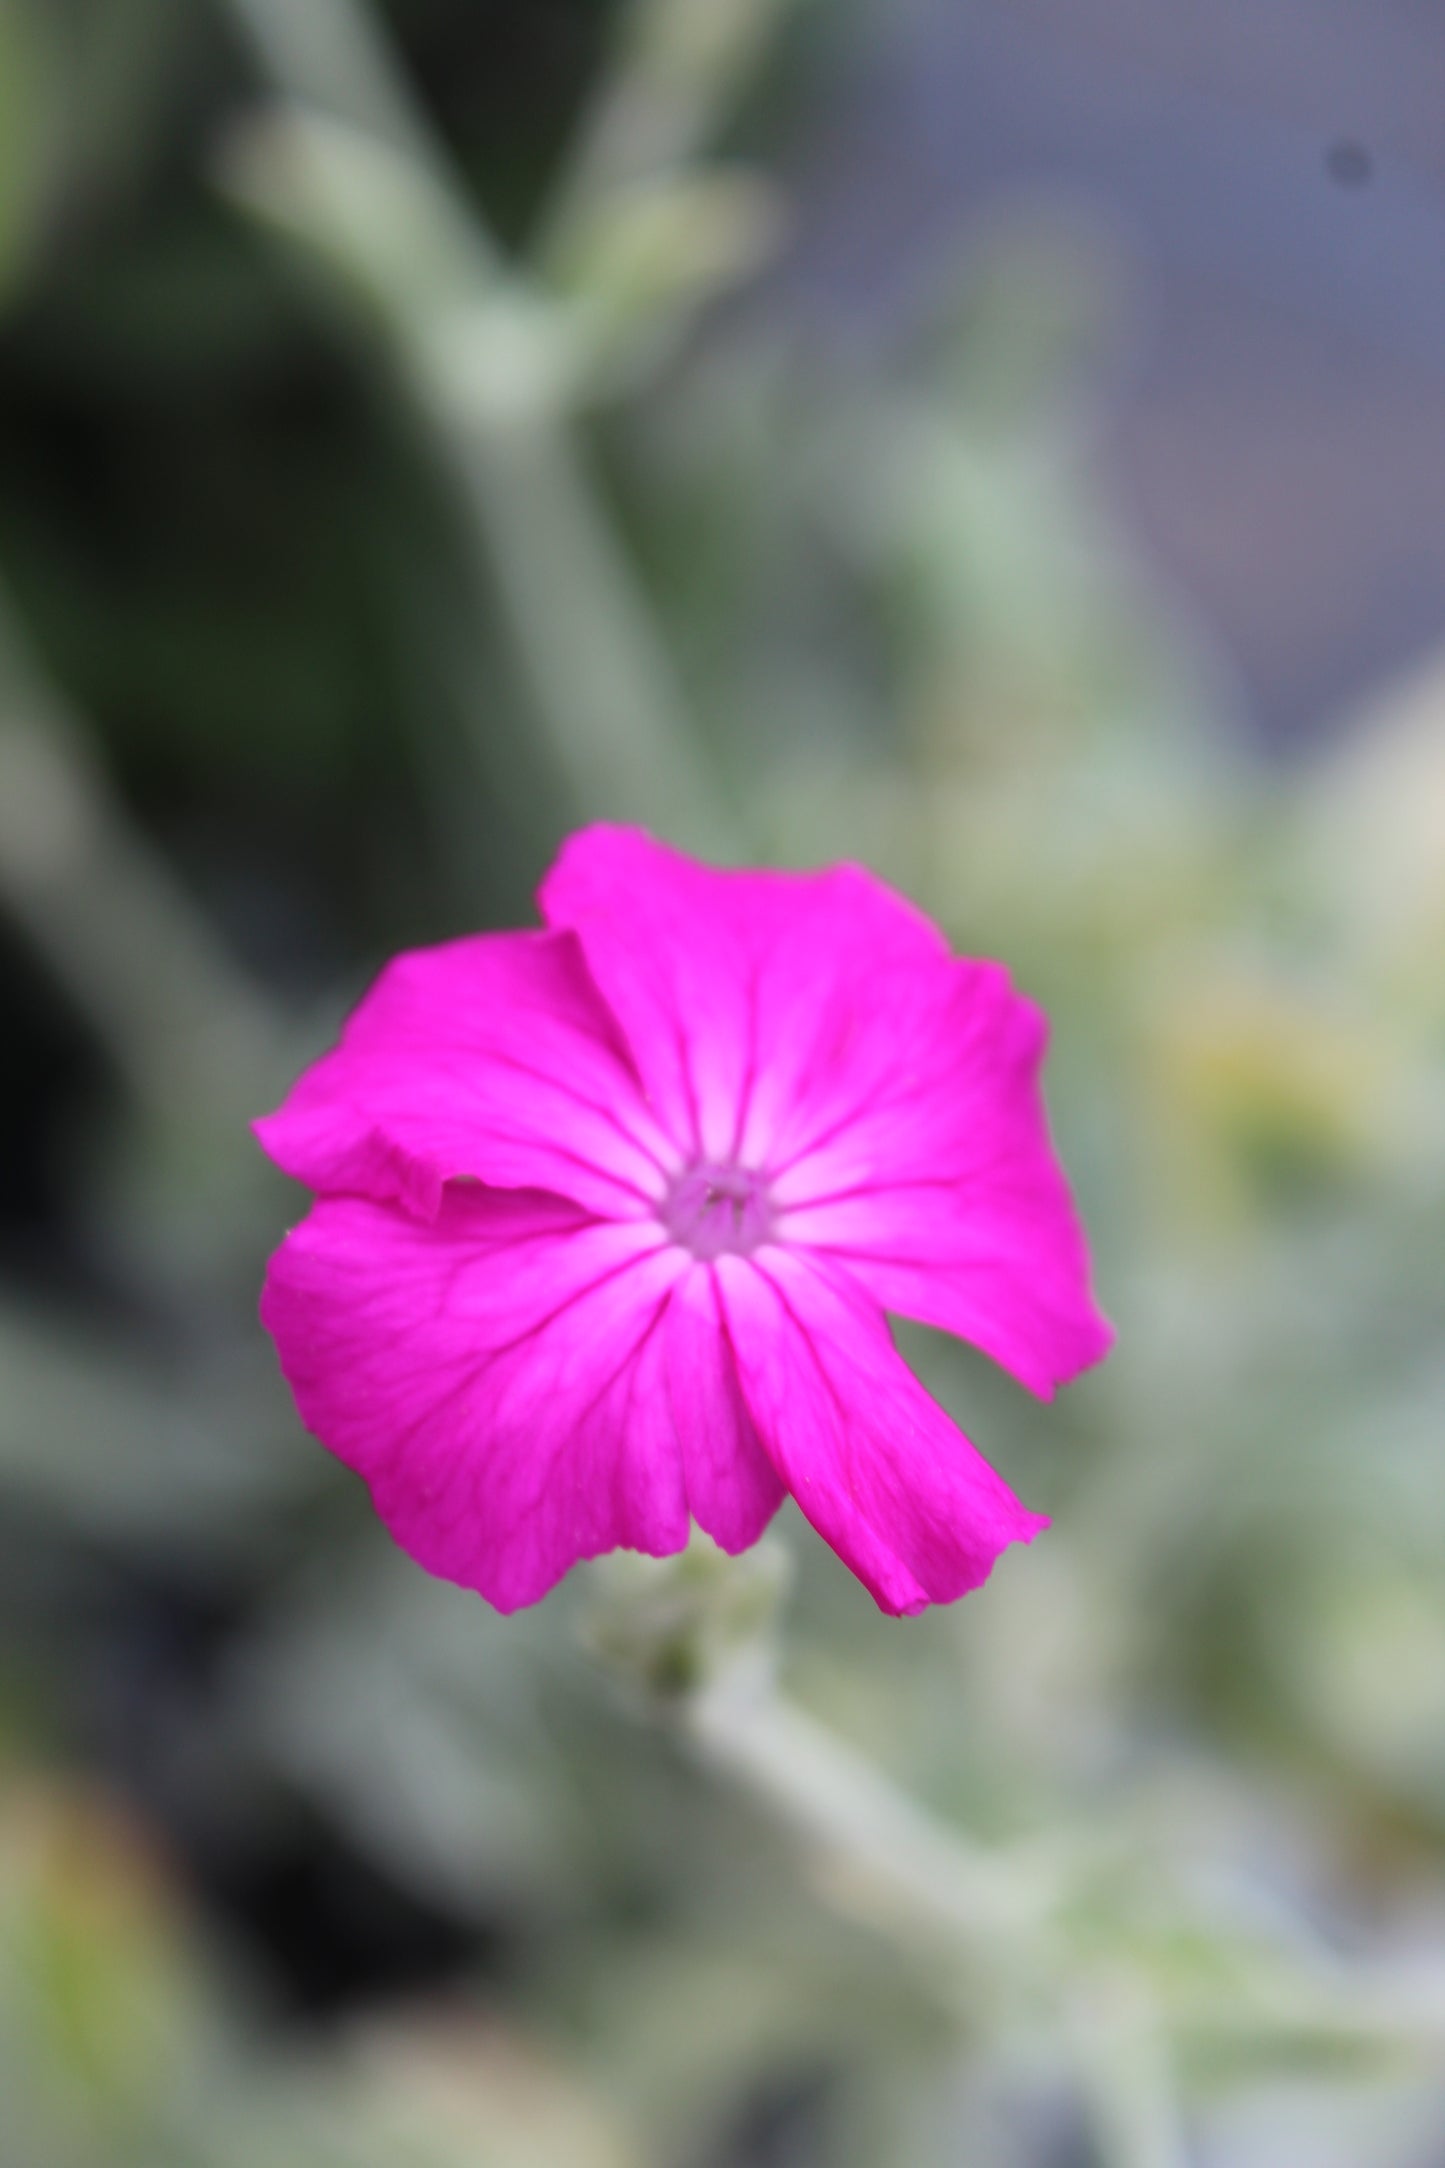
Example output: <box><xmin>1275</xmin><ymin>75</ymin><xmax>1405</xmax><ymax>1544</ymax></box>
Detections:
<box><xmin>255</xmin><ymin>928</ymin><xmax>679</xmax><ymax>1220</ymax></box>
<box><xmin>538</xmin><ymin>824</ymin><xmax>949</xmax><ymax>1165</ymax></box>
<box><xmin>260</xmin><ymin>1186</ymin><xmax>691</xmax><ymax>1610</ymax></box>
<box><xmin>665</xmin><ymin>1264</ymin><xmax>785</xmax><ymax>1553</ymax></box>
<box><xmin>540</xmin><ymin>828</ymin><xmax>1108</xmax><ymax>1395</ymax></box>
<box><xmin>716</xmin><ymin>1251</ymin><xmax>1047</xmax><ymax>1617</ymax></box>
<box><xmin>770</xmin><ymin>962</ymin><xmax>1112</xmax><ymax>1398</ymax></box>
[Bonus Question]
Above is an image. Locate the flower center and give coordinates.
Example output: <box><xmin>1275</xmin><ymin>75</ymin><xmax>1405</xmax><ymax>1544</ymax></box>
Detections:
<box><xmin>662</xmin><ymin>1163</ymin><xmax>774</xmax><ymax>1262</ymax></box>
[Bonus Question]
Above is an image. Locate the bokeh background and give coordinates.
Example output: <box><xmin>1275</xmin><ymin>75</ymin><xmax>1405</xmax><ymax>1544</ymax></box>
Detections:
<box><xmin>3</xmin><ymin>3</ymin><xmax>1445</xmax><ymax>2163</ymax></box>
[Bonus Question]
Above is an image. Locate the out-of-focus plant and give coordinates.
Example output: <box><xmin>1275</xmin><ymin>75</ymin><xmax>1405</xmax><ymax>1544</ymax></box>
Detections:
<box><xmin>1</xmin><ymin>1</ymin><xmax>1444</xmax><ymax>2164</ymax></box>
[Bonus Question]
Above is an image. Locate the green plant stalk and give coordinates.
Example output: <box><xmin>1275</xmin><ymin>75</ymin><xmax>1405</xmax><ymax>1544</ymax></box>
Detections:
<box><xmin>455</xmin><ymin>421</ymin><xmax>737</xmax><ymax>853</ymax></box>
<box><xmin>223</xmin><ymin>0</ymin><xmax>736</xmax><ymax>856</ymax></box>
<box><xmin>684</xmin><ymin>1674</ymin><xmax>1042</xmax><ymax>1947</ymax></box>
<box><xmin>1067</xmin><ymin>1979</ymin><xmax>1192</xmax><ymax>2168</ymax></box>
<box><xmin>681</xmin><ymin>1672</ymin><xmax>1199</xmax><ymax>2168</ymax></box>
<box><xmin>532</xmin><ymin>0</ymin><xmax>794</xmax><ymax>270</ymax></box>
<box><xmin>220</xmin><ymin>0</ymin><xmax>483</xmax><ymax>231</ymax></box>
<box><xmin>0</xmin><ymin>596</ymin><xmax>281</xmax><ymax>1130</ymax></box>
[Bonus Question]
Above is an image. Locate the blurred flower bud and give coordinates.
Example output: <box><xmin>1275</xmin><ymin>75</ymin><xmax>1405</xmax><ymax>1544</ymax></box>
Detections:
<box><xmin>582</xmin><ymin>1530</ymin><xmax>792</xmax><ymax>1707</ymax></box>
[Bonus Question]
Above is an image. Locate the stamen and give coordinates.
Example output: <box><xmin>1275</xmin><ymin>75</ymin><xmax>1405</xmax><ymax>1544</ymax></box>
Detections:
<box><xmin>662</xmin><ymin>1163</ymin><xmax>774</xmax><ymax>1262</ymax></box>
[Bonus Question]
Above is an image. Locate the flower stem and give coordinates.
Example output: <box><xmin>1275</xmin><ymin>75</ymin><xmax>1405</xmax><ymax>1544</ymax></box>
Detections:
<box><xmin>223</xmin><ymin>0</ymin><xmax>738</xmax><ymax>856</ymax></box>
<box><xmin>0</xmin><ymin>594</ymin><xmax>281</xmax><ymax>1129</ymax></box>
<box><xmin>683</xmin><ymin>1673</ymin><xmax>1043</xmax><ymax>1949</ymax></box>
<box><xmin>1067</xmin><ymin>1978</ymin><xmax>1193</xmax><ymax>2168</ymax></box>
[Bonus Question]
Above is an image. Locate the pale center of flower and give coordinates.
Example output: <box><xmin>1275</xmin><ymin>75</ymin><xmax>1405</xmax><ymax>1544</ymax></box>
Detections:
<box><xmin>662</xmin><ymin>1163</ymin><xmax>774</xmax><ymax>1262</ymax></box>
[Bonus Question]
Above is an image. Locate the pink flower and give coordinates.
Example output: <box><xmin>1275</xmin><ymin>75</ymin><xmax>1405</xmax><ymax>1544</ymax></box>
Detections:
<box><xmin>257</xmin><ymin>826</ymin><xmax>1110</xmax><ymax>1617</ymax></box>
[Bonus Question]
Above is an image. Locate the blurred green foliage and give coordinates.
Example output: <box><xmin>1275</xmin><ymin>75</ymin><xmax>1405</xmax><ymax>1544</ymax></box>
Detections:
<box><xmin>2</xmin><ymin>2</ymin><xmax>1445</xmax><ymax>2165</ymax></box>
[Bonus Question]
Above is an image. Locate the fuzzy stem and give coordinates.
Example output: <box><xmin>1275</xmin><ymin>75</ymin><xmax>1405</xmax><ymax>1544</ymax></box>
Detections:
<box><xmin>683</xmin><ymin>1673</ymin><xmax>1044</xmax><ymax>1948</ymax></box>
<box><xmin>223</xmin><ymin>0</ymin><xmax>736</xmax><ymax>855</ymax></box>
<box><xmin>0</xmin><ymin>596</ymin><xmax>281</xmax><ymax>1128</ymax></box>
